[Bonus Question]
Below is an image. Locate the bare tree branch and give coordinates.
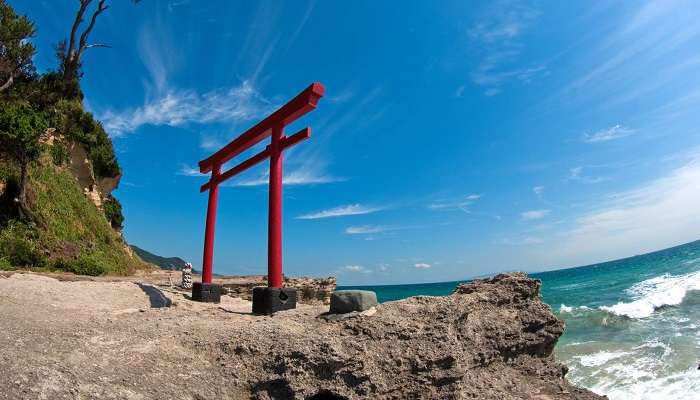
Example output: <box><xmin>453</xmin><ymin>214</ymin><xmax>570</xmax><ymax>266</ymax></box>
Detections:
<box><xmin>0</xmin><ymin>74</ymin><xmax>14</xmax><ymax>92</ymax></box>
<box><xmin>78</xmin><ymin>0</ymin><xmax>108</xmax><ymax>54</ymax></box>
<box><xmin>84</xmin><ymin>43</ymin><xmax>112</xmax><ymax>49</ymax></box>
<box><xmin>66</xmin><ymin>0</ymin><xmax>91</xmax><ymax>66</ymax></box>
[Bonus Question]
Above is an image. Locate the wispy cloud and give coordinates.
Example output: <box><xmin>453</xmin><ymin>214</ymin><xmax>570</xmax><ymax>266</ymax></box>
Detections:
<box><xmin>468</xmin><ymin>1</ymin><xmax>545</xmax><ymax>94</ymax></box>
<box><xmin>521</xmin><ymin>209</ymin><xmax>550</xmax><ymax>220</ymax></box>
<box><xmin>232</xmin><ymin>168</ymin><xmax>343</xmax><ymax>187</ymax></box>
<box><xmin>414</xmin><ymin>263</ymin><xmax>432</xmax><ymax>269</ymax></box>
<box><xmin>584</xmin><ymin>124</ymin><xmax>634</xmax><ymax>143</ymax></box>
<box><xmin>179</xmin><ymin>161</ymin><xmax>343</xmax><ymax>187</ymax></box>
<box><xmin>569</xmin><ymin>166</ymin><xmax>609</xmax><ymax>184</ymax></box>
<box><xmin>328</xmin><ymin>89</ymin><xmax>354</xmax><ymax>104</ymax></box>
<box><xmin>429</xmin><ymin>194</ymin><xmax>481</xmax><ymax>212</ymax></box>
<box><xmin>296</xmin><ymin>204</ymin><xmax>384</xmax><ymax>220</ymax></box>
<box><xmin>287</xmin><ymin>0</ymin><xmax>317</xmax><ymax>46</ymax></box>
<box><xmin>101</xmin><ymin>81</ymin><xmax>274</xmax><ymax>137</ymax></box>
<box><xmin>553</xmin><ymin>152</ymin><xmax>700</xmax><ymax>266</ymax></box>
<box><xmin>345</xmin><ymin>225</ymin><xmax>387</xmax><ymax>235</ymax></box>
<box><xmin>177</xmin><ymin>164</ymin><xmax>205</xmax><ymax>177</ymax></box>
<box><xmin>533</xmin><ymin>186</ymin><xmax>544</xmax><ymax>196</ymax></box>
<box><xmin>501</xmin><ymin>236</ymin><xmax>545</xmax><ymax>246</ymax></box>
<box><xmin>339</xmin><ymin>265</ymin><xmax>373</xmax><ymax>274</ymax></box>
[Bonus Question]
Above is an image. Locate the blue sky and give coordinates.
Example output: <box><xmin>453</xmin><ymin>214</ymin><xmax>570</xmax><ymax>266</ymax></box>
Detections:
<box><xmin>15</xmin><ymin>0</ymin><xmax>700</xmax><ymax>284</ymax></box>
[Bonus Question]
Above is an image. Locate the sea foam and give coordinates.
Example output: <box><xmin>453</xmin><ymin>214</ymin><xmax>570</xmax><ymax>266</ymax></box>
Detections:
<box><xmin>599</xmin><ymin>270</ymin><xmax>700</xmax><ymax>318</ymax></box>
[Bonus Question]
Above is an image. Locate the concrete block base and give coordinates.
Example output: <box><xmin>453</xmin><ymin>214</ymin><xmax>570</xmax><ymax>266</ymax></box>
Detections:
<box><xmin>192</xmin><ymin>282</ymin><xmax>222</xmax><ymax>303</ymax></box>
<box><xmin>252</xmin><ymin>287</ymin><xmax>297</xmax><ymax>315</ymax></box>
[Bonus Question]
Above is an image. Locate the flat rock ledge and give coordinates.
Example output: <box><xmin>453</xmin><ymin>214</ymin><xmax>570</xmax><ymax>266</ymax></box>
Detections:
<box><xmin>0</xmin><ymin>271</ymin><xmax>604</xmax><ymax>400</ymax></box>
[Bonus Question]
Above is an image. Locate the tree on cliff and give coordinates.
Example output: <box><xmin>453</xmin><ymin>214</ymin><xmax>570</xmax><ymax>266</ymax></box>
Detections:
<box><xmin>0</xmin><ymin>0</ymin><xmax>36</xmax><ymax>93</ymax></box>
<box><xmin>0</xmin><ymin>103</ymin><xmax>48</xmax><ymax>220</ymax></box>
<box><xmin>57</xmin><ymin>0</ymin><xmax>141</xmax><ymax>95</ymax></box>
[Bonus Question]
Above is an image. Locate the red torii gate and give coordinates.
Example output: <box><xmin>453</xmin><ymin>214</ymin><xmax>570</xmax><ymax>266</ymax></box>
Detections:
<box><xmin>193</xmin><ymin>82</ymin><xmax>325</xmax><ymax>310</ymax></box>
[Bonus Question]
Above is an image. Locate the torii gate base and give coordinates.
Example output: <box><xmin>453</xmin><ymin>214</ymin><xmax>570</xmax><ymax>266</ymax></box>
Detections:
<box><xmin>192</xmin><ymin>282</ymin><xmax>222</xmax><ymax>303</ymax></box>
<box><xmin>252</xmin><ymin>287</ymin><xmax>297</xmax><ymax>314</ymax></box>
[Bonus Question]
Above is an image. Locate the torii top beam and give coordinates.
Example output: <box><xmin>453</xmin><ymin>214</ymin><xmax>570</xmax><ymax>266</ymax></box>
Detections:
<box><xmin>198</xmin><ymin>82</ymin><xmax>325</xmax><ymax>174</ymax></box>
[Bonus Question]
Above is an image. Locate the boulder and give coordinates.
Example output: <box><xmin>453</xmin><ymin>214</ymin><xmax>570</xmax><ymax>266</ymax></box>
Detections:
<box><xmin>330</xmin><ymin>290</ymin><xmax>378</xmax><ymax>314</ymax></box>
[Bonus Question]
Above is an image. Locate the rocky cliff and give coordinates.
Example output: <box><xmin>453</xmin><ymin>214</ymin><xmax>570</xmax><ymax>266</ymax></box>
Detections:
<box><xmin>224</xmin><ymin>272</ymin><xmax>603</xmax><ymax>399</ymax></box>
<box><xmin>0</xmin><ymin>271</ymin><xmax>603</xmax><ymax>399</ymax></box>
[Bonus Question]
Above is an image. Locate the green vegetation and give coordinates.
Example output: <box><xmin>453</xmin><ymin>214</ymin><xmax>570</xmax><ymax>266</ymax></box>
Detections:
<box><xmin>30</xmin><ymin>154</ymin><xmax>138</xmax><ymax>274</ymax></box>
<box><xmin>0</xmin><ymin>1</ymin><xmax>148</xmax><ymax>275</ymax></box>
<box><xmin>0</xmin><ymin>0</ymin><xmax>36</xmax><ymax>93</ymax></box>
<box><xmin>0</xmin><ymin>102</ymin><xmax>48</xmax><ymax>219</ymax></box>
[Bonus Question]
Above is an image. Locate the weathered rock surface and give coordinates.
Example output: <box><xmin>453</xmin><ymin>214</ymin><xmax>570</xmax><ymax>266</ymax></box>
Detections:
<box><xmin>0</xmin><ymin>271</ymin><xmax>604</xmax><ymax>400</ymax></box>
<box><xmin>330</xmin><ymin>290</ymin><xmax>378</xmax><ymax>313</ymax></box>
<box><xmin>219</xmin><ymin>275</ymin><xmax>337</xmax><ymax>305</ymax></box>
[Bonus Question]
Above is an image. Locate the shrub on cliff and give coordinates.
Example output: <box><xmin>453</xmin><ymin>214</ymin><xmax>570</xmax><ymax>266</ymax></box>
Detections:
<box><xmin>103</xmin><ymin>195</ymin><xmax>124</xmax><ymax>230</ymax></box>
<box><xmin>49</xmin><ymin>99</ymin><xmax>120</xmax><ymax>179</ymax></box>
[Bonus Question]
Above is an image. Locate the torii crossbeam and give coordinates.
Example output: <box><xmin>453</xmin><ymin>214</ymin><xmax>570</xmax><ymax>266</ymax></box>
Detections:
<box><xmin>193</xmin><ymin>83</ymin><xmax>325</xmax><ymax>307</ymax></box>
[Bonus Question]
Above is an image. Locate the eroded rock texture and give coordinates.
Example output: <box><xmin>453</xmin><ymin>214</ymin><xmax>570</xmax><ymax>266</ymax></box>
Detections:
<box><xmin>219</xmin><ymin>273</ymin><xmax>603</xmax><ymax>400</ymax></box>
<box><xmin>0</xmin><ymin>272</ymin><xmax>603</xmax><ymax>400</ymax></box>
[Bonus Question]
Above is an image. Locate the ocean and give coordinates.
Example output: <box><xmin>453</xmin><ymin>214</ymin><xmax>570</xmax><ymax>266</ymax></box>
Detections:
<box><xmin>339</xmin><ymin>240</ymin><xmax>700</xmax><ymax>399</ymax></box>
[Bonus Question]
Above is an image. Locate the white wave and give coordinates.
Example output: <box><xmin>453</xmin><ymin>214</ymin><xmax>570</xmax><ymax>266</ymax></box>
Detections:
<box><xmin>592</xmin><ymin>367</ymin><xmax>700</xmax><ymax>400</ymax></box>
<box><xmin>574</xmin><ymin>350</ymin><xmax>630</xmax><ymax>367</ymax></box>
<box><xmin>568</xmin><ymin>343</ymin><xmax>699</xmax><ymax>400</ymax></box>
<box><xmin>599</xmin><ymin>270</ymin><xmax>700</xmax><ymax>318</ymax></box>
<box><xmin>559</xmin><ymin>304</ymin><xmax>591</xmax><ymax>313</ymax></box>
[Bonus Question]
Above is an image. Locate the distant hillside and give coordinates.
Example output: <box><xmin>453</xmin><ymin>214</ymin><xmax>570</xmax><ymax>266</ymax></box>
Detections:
<box><xmin>130</xmin><ymin>245</ymin><xmax>190</xmax><ymax>271</ymax></box>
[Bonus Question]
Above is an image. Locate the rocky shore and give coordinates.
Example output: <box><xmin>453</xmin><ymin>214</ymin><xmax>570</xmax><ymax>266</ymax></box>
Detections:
<box><xmin>0</xmin><ymin>271</ymin><xmax>603</xmax><ymax>399</ymax></box>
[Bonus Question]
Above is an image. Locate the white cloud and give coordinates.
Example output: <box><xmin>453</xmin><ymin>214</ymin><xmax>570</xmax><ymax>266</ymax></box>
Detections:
<box><xmin>345</xmin><ymin>225</ymin><xmax>386</xmax><ymax>235</ymax></box>
<box><xmin>296</xmin><ymin>204</ymin><xmax>384</xmax><ymax>220</ymax></box>
<box><xmin>232</xmin><ymin>169</ymin><xmax>343</xmax><ymax>187</ymax></box>
<box><xmin>569</xmin><ymin>166</ymin><xmax>609</xmax><ymax>184</ymax></box>
<box><xmin>429</xmin><ymin>194</ymin><xmax>481</xmax><ymax>212</ymax></box>
<box><xmin>501</xmin><ymin>236</ymin><xmax>545</xmax><ymax>246</ymax></box>
<box><xmin>533</xmin><ymin>186</ymin><xmax>544</xmax><ymax>196</ymax></box>
<box><xmin>328</xmin><ymin>89</ymin><xmax>354</xmax><ymax>104</ymax></box>
<box><xmin>100</xmin><ymin>81</ymin><xmax>274</xmax><ymax>137</ymax></box>
<box><xmin>455</xmin><ymin>85</ymin><xmax>466</xmax><ymax>98</ymax></box>
<box><xmin>414</xmin><ymin>263</ymin><xmax>432</xmax><ymax>269</ymax></box>
<box><xmin>468</xmin><ymin>3</ymin><xmax>539</xmax><ymax>43</ymax></box>
<box><xmin>553</xmin><ymin>154</ymin><xmax>700</xmax><ymax>266</ymax></box>
<box><xmin>177</xmin><ymin>164</ymin><xmax>205</xmax><ymax>177</ymax></box>
<box><xmin>521</xmin><ymin>209</ymin><xmax>550</xmax><ymax>220</ymax></box>
<box><xmin>342</xmin><ymin>265</ymin><xmax>372</xmax><ymax>274</ymax></box>
<box><xmin>468</xmin><ymin>2</ymin><xmax>545</xmax><ymax>92</ymax></box>
<box><xmin>584</xmin><ymin>124</ymin><xmax>634</xmax><ymax>143</ymax></box>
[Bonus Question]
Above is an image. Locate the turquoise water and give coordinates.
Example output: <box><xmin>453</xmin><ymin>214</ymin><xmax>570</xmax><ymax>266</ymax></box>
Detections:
<box><xmin>340</xmin><ymin>240</ymin><xmax>700</xmax><ymax>399</ymax></box>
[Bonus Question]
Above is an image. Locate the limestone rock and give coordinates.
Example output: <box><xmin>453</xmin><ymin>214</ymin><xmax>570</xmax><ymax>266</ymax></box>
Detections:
<box><xmin>330</xmin><ymin>290</ymin><xmax>378</xmax><ymax>314</ymax></box>
<box><xmin>215</xmin><ymin>272</ymin><xmax>604</xmax><ymax>399</ymax></box>
<box><xmin>220</xmin><ymin>275</ymin><xmax>336</xmax><ymax>305</ymax></box>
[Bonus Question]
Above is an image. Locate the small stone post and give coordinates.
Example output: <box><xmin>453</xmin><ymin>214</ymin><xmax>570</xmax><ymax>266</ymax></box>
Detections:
<box><xmin>182</xmin><ymin>263</ymin><xmax>193</xmax><ymax>289</ymax></box>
